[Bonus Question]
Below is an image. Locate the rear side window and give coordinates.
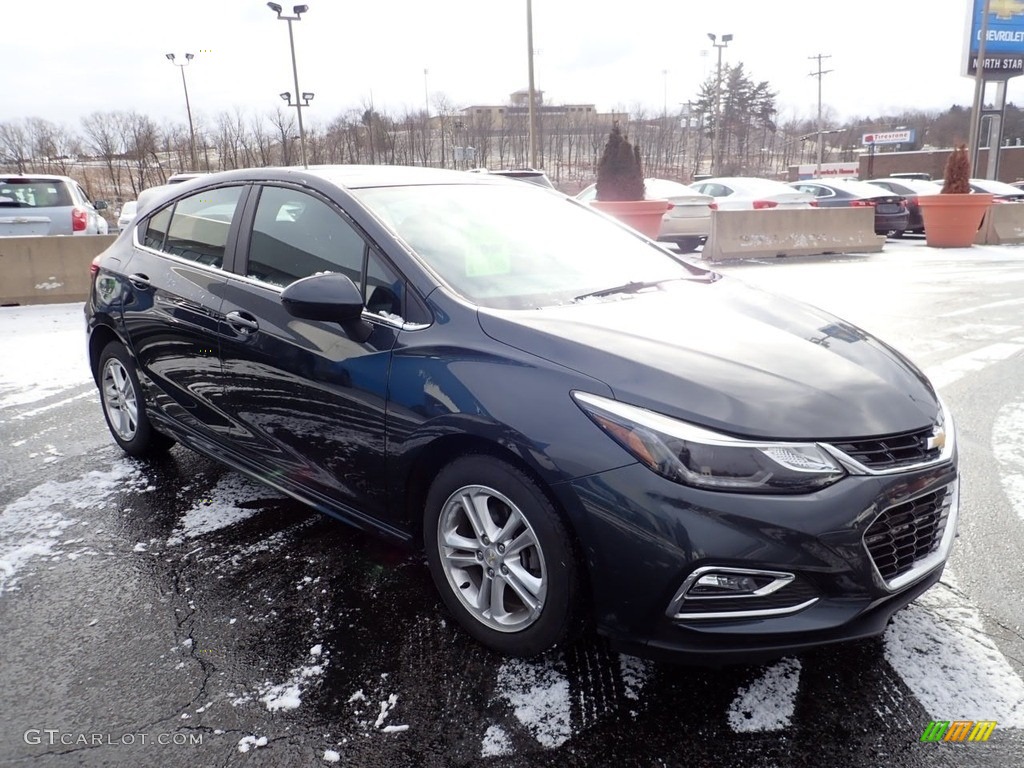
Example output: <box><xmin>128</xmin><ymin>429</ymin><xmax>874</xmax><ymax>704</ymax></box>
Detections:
<box><xmin>142</xmin><ymin>186</ymin><xmax>243</xmax><ymax>269</ymax></box>
<box><xmin>0</xmin><ymin>179</ymin><xmax>72</xmax><ymax>207</ymax></box>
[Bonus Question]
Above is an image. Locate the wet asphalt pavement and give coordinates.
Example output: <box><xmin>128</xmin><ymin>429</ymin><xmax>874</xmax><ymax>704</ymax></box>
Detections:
<box><xmin>2</xmin><ymin>238</ymin><xmax>1024</xmax><ymax>767</ymax></box>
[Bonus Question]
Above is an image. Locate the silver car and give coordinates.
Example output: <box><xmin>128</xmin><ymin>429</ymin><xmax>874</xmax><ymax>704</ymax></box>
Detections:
<box><xmin>0</xmin><ymin>174</ymin><xmax>108</xmax><ymax>236</ymax></box>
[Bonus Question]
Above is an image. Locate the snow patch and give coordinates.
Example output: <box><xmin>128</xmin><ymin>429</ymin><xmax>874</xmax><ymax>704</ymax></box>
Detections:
<box><xmin>166</xmin><ymin>473</ymin><xmax>283</xmax><ymax>545</ymax></box>
<box><xmin>992</xmin><ymin>399</ymin><xmax>1024</xmax><ymax>524</ymax></box>
<box><xmin>0</xmin><ymin>460</ymin><xmax>145</xmax><ymax>594</ymax></box>
<box><xmin>323</xmin><ymin>750</ymin><xmax>341</xmax><ymax>763</ymax></box>
<box><xmin>619</xmin><ymin>654</ymin><xmax>651</xmax><ymax>701</ymax></box>
<box><xmin>255</xmin><ymin>645</ymin><xmax>328</xmax><ymax>712</ymax></box>
<box><xmin>481</xmin><ymin>724</ymin><xmax>513</xmax><ymax>757</ymax></box>
<box><xmin>494</xmin><ymin>657</ymin><xmax>572</xmax><ymax>748</ymax></box>
<box><xmin>727</xmin><ymin>658</ymin><xmax>801</xmax><ymax>733</ymax></box>
<box><xmin>884</xmin><ymin>576</ymin><xmax>1024</xmax><ymax>727</ymax></box>
<box><xmin>237</xmin><ymin>735</ymin><xmax>268</xmax><ymax>753</ymax></box>
<box><xmin>0</xmin><ymin>304</ymin><xmax>91</xmax><ymax>408</ymax></box>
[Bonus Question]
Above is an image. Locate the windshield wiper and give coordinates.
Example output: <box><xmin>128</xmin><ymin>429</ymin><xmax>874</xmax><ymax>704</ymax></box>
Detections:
<box><xmin>574</xmin><ymin>279</ymin><xmax>676</xmax><ymax>302</ymax></box>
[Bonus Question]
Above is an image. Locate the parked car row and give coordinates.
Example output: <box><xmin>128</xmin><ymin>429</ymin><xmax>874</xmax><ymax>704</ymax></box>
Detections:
<box><xmin>573</xmin><ymin>173</ymin><xmax>1024</xmax><ymax>248</ymax></box>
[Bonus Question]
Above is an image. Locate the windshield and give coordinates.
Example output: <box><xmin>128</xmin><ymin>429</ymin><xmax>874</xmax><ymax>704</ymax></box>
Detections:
<box><xmin>354</xmin><ymin>183</ymin><xmax>699</xmax><ymax>309</ymax></box>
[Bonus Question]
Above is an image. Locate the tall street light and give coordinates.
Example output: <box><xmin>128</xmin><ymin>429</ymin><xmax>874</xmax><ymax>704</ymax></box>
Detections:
<box><xmin>707</xmin><ymin>32</ymin><xmax>732</xmax><ymax>176</ymax></box>
<box><xmin>268</xmin><ymin>3</ymin><xmax>311</xmax><ymax>169</ymax></box>
<box><xmin>165</xmin><ymin>53</ymin><xmax>198</xmax><ymax>171</ymax></box>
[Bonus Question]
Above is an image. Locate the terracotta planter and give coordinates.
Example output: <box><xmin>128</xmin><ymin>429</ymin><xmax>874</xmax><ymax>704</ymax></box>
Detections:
<box><xmin>590</xmin><ymin>199</ymin><xmax>669</xmax><ymax>240</ymax></box>
<box><xmin>916</xmin><ymin>193</ymin><xmax>993</xmax><ymax>248</ymax></box>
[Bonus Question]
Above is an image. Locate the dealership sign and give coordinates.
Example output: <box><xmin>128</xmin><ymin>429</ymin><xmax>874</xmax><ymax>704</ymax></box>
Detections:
<box><xmin>963</xmin><ymin>0</ymin><xmax>1024</xmax><ymax>76</ymax></box>
<box><xmin>862</xmin><ymin>130</ymin><xmax>915</xmax><ymax>146</ymax></box>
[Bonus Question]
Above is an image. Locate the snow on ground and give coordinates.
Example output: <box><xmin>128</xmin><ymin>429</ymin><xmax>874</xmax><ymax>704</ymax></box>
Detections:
<box><xmin>0</xmin><ymin>459</ymin><xmax>147</xmax><ymax>594</ymax></box>
<box><xmin>166</xmin><ymin>473</ymin><xmax>284</xmax><ymax>546</ymax></box>
<box><xmin>494</xmin><ymin>657</ymin><xmax>572</xmax><ymax>749</ymax></box>
<box><xmin>726</xmin><ymin>658</ymin><xmax>801</xmax><ymax>733</ymax></box>
<box><xmin>993</xmin><ymin>398</ymin><xmax>1024</xmax><ymax>524</ymax></box>
<box><xmin>618</xmin><ymin>654</ymin><xmax>651</xmax><ymax>702</ymax></box>
<box><xmin>230</xmin><ymin>644</ymin><xmax>329</xmax><ymax>712</ymax></box>
<box><xmin>0</xmin><ymin>304</ymin><xmax>91</xmax><ymax>409</ymax></box>
<box><xmin>481</xmin><ymin>724</ymin><xmax>512</xmax><ymax>757</ymax></box>
<box><xmin>884</xmin><ymin>573</ymin><xmax>1024</xmax><ymax>727</ymax></box>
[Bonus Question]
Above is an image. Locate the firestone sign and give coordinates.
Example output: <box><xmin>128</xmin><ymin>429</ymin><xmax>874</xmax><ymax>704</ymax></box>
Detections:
<box><xmin>862</xmin><ymin>130</ymin><xmax>915</xmax><ymax>146</ymax></box>
<box><xmin>964</xmin><ymin>0</ymin><xmax>1024</xmax><ymax>76</ymax></box>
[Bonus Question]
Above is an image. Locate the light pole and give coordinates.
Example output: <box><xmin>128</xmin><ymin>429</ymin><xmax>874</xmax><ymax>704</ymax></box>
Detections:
<box><xmin>268</xmin><ymin>3</ymin><xmax>311</xmax><ymax>169</ymax></box>
<box><xmin>165</xmin><ymin>53</ymin><xmax>198</xmax><ymax>171</ymax></box>
<box><xmin>526</xmin><ymin>0</ymin><xmax>538</xmax><ymax>169</ymax></box>
<box><xmin>707</xmin><ymin>32</ymin><xmax>732</xmax><ymax>176</ymax></box>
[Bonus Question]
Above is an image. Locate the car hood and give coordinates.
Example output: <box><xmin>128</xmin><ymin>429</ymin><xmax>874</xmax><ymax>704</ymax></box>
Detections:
<box><xmin>476</xmin><ymin>278</ymin><xmax>938</xmax><ymax>440</ymax></box>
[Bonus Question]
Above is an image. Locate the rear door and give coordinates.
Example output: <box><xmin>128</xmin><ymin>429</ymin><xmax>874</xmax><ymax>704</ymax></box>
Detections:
<box><xmin>120</xmin><ymin>184</ymin><xmax>250</xmax><ymax>443</ymax></box>
<box><xmin>214</xmin><ymin>183</ymin><xmax>407</xmax><ymax>529</ymax></box>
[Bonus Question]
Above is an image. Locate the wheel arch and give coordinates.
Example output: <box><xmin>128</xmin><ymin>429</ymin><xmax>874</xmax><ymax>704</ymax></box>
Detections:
<box><xmin>87</xmin><ymin>323</ymin><xmax>123</xmax><ymax>385</ymax></box>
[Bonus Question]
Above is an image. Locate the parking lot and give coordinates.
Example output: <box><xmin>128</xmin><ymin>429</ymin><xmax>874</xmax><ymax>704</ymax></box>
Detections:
<box><xmin>2</xmin><ymin>239</ymin><xmax>1024</xmax><ymax>767</ymax></box>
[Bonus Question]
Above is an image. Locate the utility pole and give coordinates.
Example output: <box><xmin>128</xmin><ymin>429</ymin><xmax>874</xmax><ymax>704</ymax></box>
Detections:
<box><xmin>808</xmin><ymin>53</ymin><xmax>832</xmax><ymax>179</ymax></box>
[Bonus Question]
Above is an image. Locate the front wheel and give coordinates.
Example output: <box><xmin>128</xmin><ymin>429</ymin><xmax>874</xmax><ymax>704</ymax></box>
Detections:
<box><xmin>424</xmin><ymin>455</ymin><xmax>580</xmax><ymax>657</ymax></box>
<box><xmin>97</xmin><ymin>341</ymin><xmax>175</xmax><ymax>458</ymax></box>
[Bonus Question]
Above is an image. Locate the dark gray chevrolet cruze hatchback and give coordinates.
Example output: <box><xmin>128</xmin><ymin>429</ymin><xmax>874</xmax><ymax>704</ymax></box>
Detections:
<box><xmin>85</xmin><ymin>166</ymin><xmax>958</xmax><ymax>662</ymax></box>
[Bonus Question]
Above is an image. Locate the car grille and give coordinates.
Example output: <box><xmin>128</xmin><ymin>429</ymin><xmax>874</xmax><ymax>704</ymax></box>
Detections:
<box><xmin>676</xmin><ymin>577</ymin><xmax>819</xmax><ymax>618</ymax></box>
<box><xmin>832</xmin><ymin>426</ymin><xmax>940</xmax><ymax>470</ymax></box>
<box><xmin>864</xmin><ymin>486</ymin><xmax>953</xmax><ymax>583</ymax></box>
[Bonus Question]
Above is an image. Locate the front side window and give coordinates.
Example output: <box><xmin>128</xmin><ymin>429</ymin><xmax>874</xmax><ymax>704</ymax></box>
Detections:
<box><xmin>246</xmin><ymin>186</ymin><xmax>367</xmax><ymax>288</ymax></box>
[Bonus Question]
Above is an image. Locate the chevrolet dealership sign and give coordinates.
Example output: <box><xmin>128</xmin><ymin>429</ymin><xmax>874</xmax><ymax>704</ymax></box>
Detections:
<box><xmin>964</xmin><ymin>0</ymin><xmax>1024</xmax><ymax>76</ymax></box>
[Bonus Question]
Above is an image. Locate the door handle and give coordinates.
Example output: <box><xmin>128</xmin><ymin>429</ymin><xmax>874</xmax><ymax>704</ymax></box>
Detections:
<box><xmin>226</xmin><ymin>310</ymin><xmax>259</xmax><ymax>334</ymax></box>
<box><xmin>128</xmin><ymin>273</ymin><xmax>151</xmax><ymax>290</ymax></box>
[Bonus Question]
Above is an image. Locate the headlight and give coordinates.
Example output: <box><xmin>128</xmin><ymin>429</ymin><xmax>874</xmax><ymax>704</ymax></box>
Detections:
<box><xmin>573</xmin><ymin>391</ymin><xmax>846</xmax><ymax>494</ymax></box>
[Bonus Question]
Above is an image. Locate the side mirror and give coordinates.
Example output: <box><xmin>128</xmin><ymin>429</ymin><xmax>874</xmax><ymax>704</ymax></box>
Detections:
<box><xmin>94</xmin><ymin>200</ymin><xmax>109</xmax><ymax>211</ymax></box>
<box><xmin>280</xmin><ymin>272</ymin><xmax>373</xmax><ymax>342</ymax></box>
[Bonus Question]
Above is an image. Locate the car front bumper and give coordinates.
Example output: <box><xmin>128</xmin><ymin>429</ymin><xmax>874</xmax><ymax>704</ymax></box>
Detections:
<box><xmin>557</xmin><ymin>456</ymin><xmax>958</xmax><ymax>664</ymax></box>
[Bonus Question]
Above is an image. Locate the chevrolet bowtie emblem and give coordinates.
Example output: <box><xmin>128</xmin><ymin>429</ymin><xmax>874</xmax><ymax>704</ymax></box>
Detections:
<box><xmin>991</xmin><ymin>0</ymin><xmax>1024</xmax><ymax>21</ymax></box>
<box><xmin>926</xmin><ymin>427</ymin><xmax>946</xmax><ymax>452</ymax></box>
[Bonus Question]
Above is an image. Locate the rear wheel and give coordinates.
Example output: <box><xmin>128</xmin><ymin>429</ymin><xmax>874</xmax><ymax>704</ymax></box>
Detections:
<box><xmin>98</xmin><ymin>341</ymin><xmax>174</xmax><ymax>458</ymax></box>
<box><xmin>424</xmin><ymin>455</ymin><xmax>580</xmax><ymax>657</ymax></box>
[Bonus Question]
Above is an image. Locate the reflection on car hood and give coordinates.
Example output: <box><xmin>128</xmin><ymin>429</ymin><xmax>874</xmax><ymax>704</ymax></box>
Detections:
<box><xmin>476</xmin><ymin>279</ymin><xmax>938</xmax><ymax>439</ymax></box>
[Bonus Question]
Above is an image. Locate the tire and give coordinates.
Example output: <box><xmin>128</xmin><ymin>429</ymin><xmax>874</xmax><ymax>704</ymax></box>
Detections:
<box><xmin>97</xmin><ymin>341</ymin><xmax>175</xmax><ymax>458</ymax></box>
<box><xmin>424</xmin><ymin>455</ymin><xmax>580</xmax><ymax>657</ymax></box>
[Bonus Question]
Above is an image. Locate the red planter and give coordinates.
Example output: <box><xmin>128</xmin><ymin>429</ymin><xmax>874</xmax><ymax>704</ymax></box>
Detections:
<box><xmin>590</xmin><ymin>199</ymin><xmax>669</xmax><ymax>240</ymax></box>
<box><xmin>916</xmin><ymin>193</ymin><xmax>993</xmax><ymax>248</ymax></box>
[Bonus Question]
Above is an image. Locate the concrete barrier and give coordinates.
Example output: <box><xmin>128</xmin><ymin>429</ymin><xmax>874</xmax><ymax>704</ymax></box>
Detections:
<box><xmin>975</xmin><ymin>203</ymin><xmax>1024</xmax><ymax>245</ymax></box>
<box><xmin>0</xmin><ymin>235</ymin><xmax>117</xmax><ymax>305</ymax></box>
<box><xmin>704</xmin><ymin>208</ymin><xmax>886</xmax><ymax>262</ymax></box>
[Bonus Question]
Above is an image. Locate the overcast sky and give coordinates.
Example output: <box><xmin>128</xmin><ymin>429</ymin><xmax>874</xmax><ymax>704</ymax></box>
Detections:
<box><xmin>2</xmin><ymin>0</ymin><xmax>1011</xmax><ymax>133</ymax></box>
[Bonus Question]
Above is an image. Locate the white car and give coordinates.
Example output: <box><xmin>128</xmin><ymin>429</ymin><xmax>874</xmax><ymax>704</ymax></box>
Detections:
<box><xmin>689</xmin><ymin>177</ymin><xmax>816</xmax><ymax>210</ymax></box>
<box><xmin>117</xmin><ymin>201</ymin><xmax>138</xmax><ymax>232</ymax></box>
<box><xmin>576</xmin><ymin>178</ymin><xmax>715</xmax><ymax>251</ymax></box>
<box><xmin>0</xmin><ymin>173</ymin><xmax>109</xmax><ymax>236</ymax></box>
